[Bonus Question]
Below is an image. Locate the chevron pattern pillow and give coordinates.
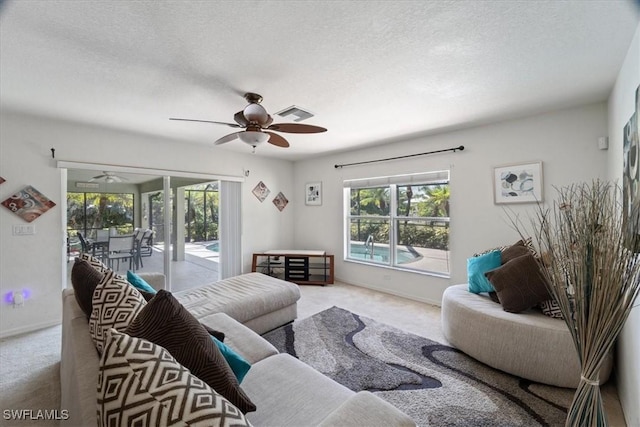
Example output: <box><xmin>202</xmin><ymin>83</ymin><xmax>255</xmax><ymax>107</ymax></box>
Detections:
<box><xmin>89</xmin><ymin>270</ymin><xmax>147</xmax><ymax>353</ymax></box>
<box><xmin>98</xmin><ymin>329</ymin><xmax>250</xmax><ymax>427</ymax></box>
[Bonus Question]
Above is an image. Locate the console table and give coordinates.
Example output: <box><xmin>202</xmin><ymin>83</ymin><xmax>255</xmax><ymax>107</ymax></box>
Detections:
<box><xmin>251</xmin><ymin>250</ymin><xmax>334</xmax><ymax>286</ymax></box>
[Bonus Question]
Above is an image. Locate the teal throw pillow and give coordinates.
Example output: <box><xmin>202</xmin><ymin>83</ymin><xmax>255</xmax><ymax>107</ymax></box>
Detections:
<box><xmin>212</xmin><ymin>337</ymin><xmax>251</xmax><ymax>383</ymax></box>
<box><xmin>467</xmin><ymin>250</ymin><xmax>502</xmax><ymax>294</ymax></box>
<box><xmin>127</xmin><ymin>270</ymin><xmax>157</xmax><ymax>294</ymax></box>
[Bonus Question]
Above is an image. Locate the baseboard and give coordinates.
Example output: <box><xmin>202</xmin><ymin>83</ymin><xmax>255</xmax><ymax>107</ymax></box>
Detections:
<box><xmin>0</xmin><ymin>319</ymin><xmax>61</xmax><ymax>339</ymax></box>
<box><xmin>334</xmin><ymin>276</ymin><xmax>442</xmax><ymax>307</ymax></box>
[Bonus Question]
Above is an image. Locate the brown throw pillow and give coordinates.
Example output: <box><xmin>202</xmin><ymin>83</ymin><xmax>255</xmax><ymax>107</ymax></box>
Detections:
<box><xmin>125</xmin><ymin>290</ymin><xmax>256</xmax><ymax>414</ymax></box>
<box><xmin>485</xmin><ymin>253</ymin><xmax>551</xmax><ymax>313</ymax></box>
<box><xmin>70</xmin><ymin>258</ymin><xmax>106</xmax><ymax>318</ymax></box>
<box><xmin>500</xmin><ymin>241</ymin><xmax>531</xmax><ymax>264</ymax></box>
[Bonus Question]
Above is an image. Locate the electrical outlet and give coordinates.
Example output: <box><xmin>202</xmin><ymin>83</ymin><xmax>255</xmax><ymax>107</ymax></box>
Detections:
<box><xmin>12</xmin><ymin>291</ymin><xmax>24</xmax><ymax>308</ymax></box>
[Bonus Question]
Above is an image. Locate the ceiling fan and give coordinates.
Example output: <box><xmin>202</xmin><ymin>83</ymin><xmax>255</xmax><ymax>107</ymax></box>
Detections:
<box><xmin>170</xmin><ymin>92</ymin><xmax>327</xmax><ymax>150</ymax></box>
<box><xmin>89</xmin><ymin>171</ymin><xmax>128</xmax><ymax>183</ymax></box>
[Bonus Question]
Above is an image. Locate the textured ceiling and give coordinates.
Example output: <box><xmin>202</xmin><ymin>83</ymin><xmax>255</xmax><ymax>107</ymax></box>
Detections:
<box><xmin>1</xmin><ymin>1</ymin><xmax>638</xmax><ymax>161</ymax></box>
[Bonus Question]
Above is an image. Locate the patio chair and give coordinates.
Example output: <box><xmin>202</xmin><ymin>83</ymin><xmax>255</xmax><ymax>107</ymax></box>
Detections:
<box><xmin>106</xmin><ymin>234</ymin><xmax>136</xmax><ymax>271</ymax></box>
<box><xmin>77</xmin><ymin>232</ymin><xmax>93</xmax><ymax>254</ymax></box>
<box><xmin>139</xmin><ymin>229</ymin><xmax>154</xmax><ymax>258</ymax></box>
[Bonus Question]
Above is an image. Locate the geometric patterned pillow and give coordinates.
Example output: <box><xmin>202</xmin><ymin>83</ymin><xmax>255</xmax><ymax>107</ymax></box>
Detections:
<box><xmin>539</xmin><ymin>299</ymin><xmax>563</xmax><ymax>318</ymax></box>
<box><xmin>98</xmin><ymin>329</ymin><xmax>250</xmax><ymax>427</ymax></box>
<box><xmin>78</xmin><ymin>252</ymin><xmax>109</xmax><ymax>273</ymax></box>
<box><xmin>89</xmin><ymin>270</ymin><xmax>146</xmax><ymax>353</ymax></box>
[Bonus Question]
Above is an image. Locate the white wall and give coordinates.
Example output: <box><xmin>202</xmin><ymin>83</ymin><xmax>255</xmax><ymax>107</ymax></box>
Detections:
<box><xmin>0</xmin><ymin>110</ymin><xmax>295</xmax><ymax>338</ymax></box>
<box><xmin>294</xmin><ymin>102</ymin><xmax>609</xmax><ymax>305</ymax></box>
<box><xmin>608</xmin><ymin>23</ymin><xmax>640</xmax><ymax>427</ymax></box>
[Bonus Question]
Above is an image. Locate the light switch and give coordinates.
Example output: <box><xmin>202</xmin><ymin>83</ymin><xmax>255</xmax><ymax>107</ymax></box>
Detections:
<box><xmin>12</xmin><ymin>225</ymin><xmax>35</xmax><ymax>235</ymax></box>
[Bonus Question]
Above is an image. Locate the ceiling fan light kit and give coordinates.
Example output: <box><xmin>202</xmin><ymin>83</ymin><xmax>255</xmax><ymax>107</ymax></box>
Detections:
<box><xmin>170</xmin><ymin>92</ymin><xmax>327</xmax><ymax>151</ymax></box>
<box><xmin>239</xmin><ymin>131</ymin><xmax>269</xmax><ymax>146</ymax></box>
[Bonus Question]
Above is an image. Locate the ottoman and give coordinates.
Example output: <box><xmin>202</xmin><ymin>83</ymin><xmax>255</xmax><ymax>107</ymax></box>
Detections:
<box><xmin>174</xmin><ymin>272</ymin><xmax>301</xmax><ymax>334</ymax></box>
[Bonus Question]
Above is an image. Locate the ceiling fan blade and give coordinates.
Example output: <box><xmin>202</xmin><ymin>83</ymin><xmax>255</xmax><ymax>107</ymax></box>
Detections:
<box><xmin>266</xmin><ymin>123</ymin><xmax>327</xmax><ymax>134</ymax></box>
<box><xmin>170</xmin><ymin>118</ymin><xmax>242</xmax><ymax>128</ymax></box>
<box><xmin>265</xmin><ymin>131</ymin><xmax>290</xmax><ymax>148</ymax></box>
<box><xmin>214</xmin><ymin>132</ymin><xmax>242</xmax><ymax>145</ymax></box>
<box><xmin>233</xmin><ymin>111</ymin><xmax>249</xmax><ymax>127</ymax></box>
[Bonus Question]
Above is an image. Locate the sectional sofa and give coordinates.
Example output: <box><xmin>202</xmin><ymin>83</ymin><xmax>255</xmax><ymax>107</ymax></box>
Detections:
<box><xmin>61</xmin><ymin>262</ymin><xmax>415</xmax><ymax>426</ymax></box>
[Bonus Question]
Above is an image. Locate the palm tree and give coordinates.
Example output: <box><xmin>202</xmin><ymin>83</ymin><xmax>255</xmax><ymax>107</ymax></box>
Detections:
<box><xmin>425</xmin><ymin>185</ymin><xmax>450</xmax><ymax>217</ymax></box>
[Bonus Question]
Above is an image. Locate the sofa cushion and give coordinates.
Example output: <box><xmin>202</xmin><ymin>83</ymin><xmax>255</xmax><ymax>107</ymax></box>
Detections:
<box><xmin>125</xmin><ymin>290</ymin><xmax>256</xmax><ymax>413</ymax></box>
<box><xmin>467</xmin><ymin>250</ymin><xmax>501</xmax><ymax>293</ymax></box>
<box><xmin>71</xmin><ymin>258</ymin><xmax>105</xmax><ymax>318</ymax></box>
<box><xmin>485</xmin><ymin>253</ymin><xmax>551</xmax><ymax>313</ymax></box>
<box><xmin>199</xmin><ymin>312</ymin><xmax>279</xmax><ymax>365</ymax></box>
<box><xmin>89</xmin><ymin>270</ymin><xmax>147</xmax><ymax>353</ymax></box>
<box><xmin>242</xmin><ymin>353</ymin><xmax>354</xmax><ymax>426</ymax></box>
<box><xmin>98</xmin><ymin>329</ymin><xmax>250</xmax><ymax>427</ymax></box>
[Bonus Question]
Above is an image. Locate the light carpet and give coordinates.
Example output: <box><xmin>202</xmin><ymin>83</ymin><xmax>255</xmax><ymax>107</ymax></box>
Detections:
<box><xmin>263</xmin><ymin>306</ymin><xmax>574</xmax><ymax>427</ymax></box>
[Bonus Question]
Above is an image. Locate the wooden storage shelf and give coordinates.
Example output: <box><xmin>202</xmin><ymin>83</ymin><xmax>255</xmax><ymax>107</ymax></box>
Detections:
<box><xmin>251</xmin><ymin>250</ymin><xmax>334</xmax><ymax>286</ymax></box>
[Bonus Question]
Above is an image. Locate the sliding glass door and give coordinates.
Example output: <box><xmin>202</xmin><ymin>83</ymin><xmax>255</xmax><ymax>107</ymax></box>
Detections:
<box><xmin>61</xmin><ymin>163</ymin><xmax>242</xmax><ymax>291</ymax></box>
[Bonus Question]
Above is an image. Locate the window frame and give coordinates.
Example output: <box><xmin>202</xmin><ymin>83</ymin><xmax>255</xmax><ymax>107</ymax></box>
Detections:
<box><xmin>344</xmin><ymin>171</ymin><xmax>450</xmax><ymax>278</ymax></box>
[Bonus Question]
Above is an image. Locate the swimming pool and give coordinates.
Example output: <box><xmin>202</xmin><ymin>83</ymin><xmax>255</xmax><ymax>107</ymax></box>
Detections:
<box><xmin>205</xmin><ymin>241</ymin><xmax>219</xmax><ymax>252</ymax></box>
<box><xmin>349</xmin><ymin>243</ymin><xmax>422</xmax><ymax>264</ymax></box>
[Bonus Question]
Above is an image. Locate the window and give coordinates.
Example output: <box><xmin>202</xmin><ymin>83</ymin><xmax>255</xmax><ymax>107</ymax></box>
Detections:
<box><xmin>344</xmin><ymin>171</ymin><xmax>450</xmax><ymax>276</ymax></box>
<box><xmin>67</xmin><ymin>192</ymin><xmax>134</xmax><ymax>241</ymax></box>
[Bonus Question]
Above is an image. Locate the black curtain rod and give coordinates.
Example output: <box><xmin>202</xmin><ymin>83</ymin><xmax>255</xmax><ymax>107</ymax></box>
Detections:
<box><xmin>334</xmin><ymin>145</ymin><xmax>464</xmax><ymax>169</ymax></box>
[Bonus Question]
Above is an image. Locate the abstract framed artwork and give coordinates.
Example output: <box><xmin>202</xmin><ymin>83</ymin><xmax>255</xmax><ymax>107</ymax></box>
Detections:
<box><xmin>252</xmin><ymin>181</ymin><xmax>270</xmax><ymax>202</ymax></box>
<box><xmin>1</xmin><ymin>185</ymin><xmax>57</xmax><ymax>222</ymax></box>
<box><xmin>493</xmin><ymin>161</ymin><xmax>543</xmax><ymax>204</ymax></box>
<box><xmin>623</xmin><ymin>85</ymin><xmax>639</xmax><ymax>251</ymax></box>
<box><xmin>272</xmin><ymin>192</ymin><xmax>289</xmax><ymax>211</ymax></box>
<box><xmin>305</xmin><ymin>182</ymin><xmax>322</xmax><ymax>206</ymax></box>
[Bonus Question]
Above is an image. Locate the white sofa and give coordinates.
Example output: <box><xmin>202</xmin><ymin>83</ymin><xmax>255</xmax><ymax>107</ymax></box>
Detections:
<box><xmin>441</xmin><ymin>284</ymin><xmax>613</xmax><ymax>388</ymax></box>
<box><xmin>61</xmin><ymin>272</ymin><xmax>415</xmax><ymax>426</ymax></box>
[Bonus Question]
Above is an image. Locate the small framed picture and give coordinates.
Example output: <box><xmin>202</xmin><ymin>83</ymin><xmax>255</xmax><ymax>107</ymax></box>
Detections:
<box><xmin>493</xmin><ymin>161</ymin><xmax>543</xmax><ymax>204</ymax></box>
<box><xmin>252</xmin><ymin>181</ymin><xmax>270</xmax><ymax>203</ymax></box>
<box><xmin>305</xmin><ymin>182</ymin><xmax>322</xmax><ymax>206</ymax></box>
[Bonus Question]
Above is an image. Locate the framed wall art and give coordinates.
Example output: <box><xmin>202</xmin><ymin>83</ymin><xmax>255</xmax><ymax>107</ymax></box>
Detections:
<box><xmin>305</xmin><ymin>182</ymin><xmax>322</xmax><ymax>206</ymax></box>
<box><xmin>493</xmin><ymin>161</ymin><xmax>543</xmax><ymax>204</ymax></box>
<box><xmin>252</xmin><ymin>181</ymin><xmax>270</xmax><ymax>202</ymax></box>
<box><xmin>1</xmin><ymin>185</ymin><xmax>56</xmax><ymax>222</ymax></box>
<box><xmin>272</xmin><ymin>192</ymin><xmax>289</xmax><ymax>211</ymax></box>
<box><xmin>623</xmin><ymin>84</ymin><xmax>639</xmax><ymax>251</ymax></box>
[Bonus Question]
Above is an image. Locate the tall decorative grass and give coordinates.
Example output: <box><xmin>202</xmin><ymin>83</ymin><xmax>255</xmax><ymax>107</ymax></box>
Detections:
<box><xmin>515</xmin><ymin>180</ymin><xmax>640</xmax><ymax>427</ymax></box>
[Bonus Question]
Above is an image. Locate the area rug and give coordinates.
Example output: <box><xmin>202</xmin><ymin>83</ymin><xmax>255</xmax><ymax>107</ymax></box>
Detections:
<box><xmin>262</xmin><ymin>306</ymin><xmax>573</xmax><ymax>427</ymax></box>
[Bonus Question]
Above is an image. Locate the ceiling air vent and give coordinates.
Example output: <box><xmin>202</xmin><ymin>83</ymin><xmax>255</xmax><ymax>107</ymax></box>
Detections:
<box><xmin>275</xmin><ymin>105</ymin><xmax>315</xmax><ymax>122</ymax></box>
<box><xmin>76</xmin><ymin>182</ymin><xmax>100</xmax><ymax>189</ymax></box>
